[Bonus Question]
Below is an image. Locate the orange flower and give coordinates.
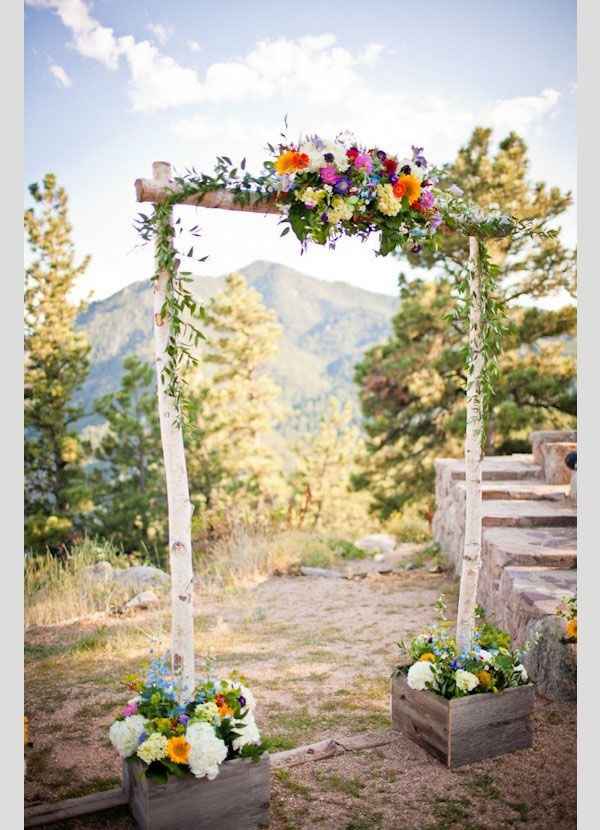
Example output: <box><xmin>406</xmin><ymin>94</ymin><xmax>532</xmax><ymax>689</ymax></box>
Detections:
<box><xmin>218</xmin><ymin>703</ymin><xmax>234</xmax><ymax>718</ymax></box>
<box><xmin>396</xmin><ymin>174</ymin><xmax>421</xmax><ymax>205</ymax></box>
<box><xmin>166</xmin><ymin>736</ymin><xmax>191</xmax><ymax>764</ymax></box>
<box><xmin>275</xmin><ymin>150</ymin><xmax>310</xmax><ymax>175</ymax></box>
<box><xmin>419</xmin><ymin>652</ymin><xmax>436</xmax><ymax>662</ymax></box>
<box><xmin>477</xmin><ymin>670</ymin><xmax>493</xmax><ymax>688</ymax></box>
<box><xmin>392</xmin><ymin>179</ymin><xmax>407</xmax><ymax>199</ymax></box>
<box><xmin>566</xmin><ymin>618</ymin><xmax>577</xmax><ymax>640</ymax></box>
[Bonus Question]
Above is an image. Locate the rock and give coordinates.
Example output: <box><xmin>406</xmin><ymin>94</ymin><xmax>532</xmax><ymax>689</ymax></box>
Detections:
<box><xmin>428</xmin><ymin>564</ymin><xmax>443</xmax><ymax>574</ymax></box>
<box><xmin>569</xmin><ymin>471</ymin><xmax>577</xmax><ymax>506</ymax></box>
<box><xmin>373</xmin><ymin>553</ymin><xmax>386</xmax><ymax>563</ymax></box>
<box><xmin>113</xmin><ymin>565</ymin><xmax>170</xmax><ymax>590</ymax></box>
<box><xmin>404</xmin><ymin>562</ymin><xmax>418</xmax><ymax>571</ymax></box>
<box><xmin>299</xmin><ymin>566</ymin><xmax>343</xmax><ymax>579</ymax></box>
<box><xmin>81</xmin><ymin>561</ymin><xmax>114</xmax><ymax>583</ymax></box>
<box><xmin>124</xmin><ymin>590</ymin><xmax>161</xmax><ymax>611</ymax></box>
<box><xmin>530</xmin><ymin>430</ymin><xmax>577</xmax><ymax>465</ymax></box>
<box><xmin>523</xmin><ymin>616</ymin><xmax>577</xmax><ymax>701</ymax></box>
<box><xmin>355</xmin><ymin>534</ymin><xmax>396</xmax><ymax>556</ymax></box>
<box><xmin>541</xmin><ymin>442</ymin><xmax>577</xmax><ymax>485</ymax></box>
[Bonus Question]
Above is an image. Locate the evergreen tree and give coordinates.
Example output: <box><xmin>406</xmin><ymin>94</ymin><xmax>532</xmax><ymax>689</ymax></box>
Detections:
<box><xmin>187</xmin><ymin>273</ymin><xmax>287</xmax><ymax>530</ymax></box>
<box><xmin>288</xmin><ymin>398</ymin><xmax>371</xmax><ymax>534</ymax></box>
<box><xmin>24</xmin><ymin>174</ymin><xmax>91</xmax><ymax>551</ymax></box>
<box><xmin>354</xmin><ymin>129</ymin><xmax>577</xmax><ymax>521</ymax></box>
<box><xmin>88</xmin><ymin>356</ymin><xmax>166</xmax><ymax>554</ymax></box>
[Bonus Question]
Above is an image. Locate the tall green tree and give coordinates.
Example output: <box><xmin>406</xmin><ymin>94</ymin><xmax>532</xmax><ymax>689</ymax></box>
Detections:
<box><xmin>24</xmin><ymin>174</ymin><xmax>91</xmax><ymax>551</ymax></box>
<box><xmin>88</xmin><ymin>356</ymin><xmax>166</xmax><ymax>554</ymax></box>
<box><xmin>187</xmin><ymin>273</ymin><xmax>287</xmax><ymax>531</ymax></box>
<box><xmin>354</xmin><ymin>129</ymin><xmax>577</xmax><ymax>521</ymax></box>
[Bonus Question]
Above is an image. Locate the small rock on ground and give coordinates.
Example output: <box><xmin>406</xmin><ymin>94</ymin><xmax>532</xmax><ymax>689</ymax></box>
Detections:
<box><xmin>124</xmin><ymin>590</ymin><xmax>161</xmax><ymax>611</ymax></box>
<box><xmin>355</xmin><ymin>533</ymin><xmax>396</xmax><ymax>556</ymax></box>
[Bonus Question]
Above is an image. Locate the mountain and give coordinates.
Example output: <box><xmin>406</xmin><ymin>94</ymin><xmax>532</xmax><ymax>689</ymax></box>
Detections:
<box><xmin>76</xmin><ymin>260</ymin><xmax>399</xmax><ymax>434</ymax></box>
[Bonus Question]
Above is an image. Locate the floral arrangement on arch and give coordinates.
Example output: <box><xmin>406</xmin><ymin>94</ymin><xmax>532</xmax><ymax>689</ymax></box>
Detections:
<box><xmin>557</xmin><ymin>594</ymin><xmax>577</xmax><ymax>642</ymax></box>
<box><xmin>109</xmin><ymin>659</ymin><xmax>265</xmax><ymax>783</ymax></box>
<box><xmin>269</xmin><ymin>134</ymin><xmax>443</xmax><ymax>256</ymax></box>
<box><xmin>395</xmin><ymin>600</ymin><xmax>531</xmax><ymax>699</ymax></box>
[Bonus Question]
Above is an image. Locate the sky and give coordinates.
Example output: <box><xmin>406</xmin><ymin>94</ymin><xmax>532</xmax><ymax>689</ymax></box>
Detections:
<box><xmin>24</xmin><ymin>0</ymin><xmax>577</xmax><ymax>304</ymax></box>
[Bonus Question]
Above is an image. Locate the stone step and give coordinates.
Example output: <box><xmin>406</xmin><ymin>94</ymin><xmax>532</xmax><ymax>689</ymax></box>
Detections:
<box><xmin>477</xmin><ymin>526</ymin><xmax>577</xmax><ymax>615</ymax></box>
<box><xmin>481</xmin><ymin>499</ymin><xmax>576</xmax><ymax>529</ymax></box>
<box><xmin>496</xmin><ymin>566</ymin><xmax>577</xmax><ymax>646</ymax></box>
<box><xmin>455</xmin><ymin>480</ymin><xmax>568</xmax><ymax>501</ymax></box>
<box><xmin>445</xmin><ymin>455</ymin><xmax>544</xmax><ymax>482</ymax></box>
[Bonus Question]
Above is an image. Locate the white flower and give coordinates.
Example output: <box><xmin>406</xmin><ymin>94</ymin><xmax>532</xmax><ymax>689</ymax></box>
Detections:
<box><xmin>299</xmin><ymin>141</ymin><xmax>327</xmax><ymax>172</ymax></box>
<box><xmin>476</xmin><ymin>649</ymin><xmax>493</xmax><ymax>662</ymax></box>
<box><xmin>323</xmin><ymin>143</ymin><xmax>350</xmax><ymax>172</ymax></box>
<box><xmin>137</xmin><ymin>732</ymin><xmax>168</xmax><ymax>764</ymax></box>
<box><xmin>232</xmin><ymin>713</ymin><xmax>261</xmax><ymax>751</ymax></box>
<box><xmin>109</xmin><ymin>715</ymin><xmax>147</xmax><ymax>758</ymax></box>
<box><xmin>515</xmin><ymin>664</ymin><xmax>528</xmax><ymax>682</ymax></box>
<box><xmin>455</xmin><ymin>670</ymin><xmax>480</xmax><ymax>693</ymax></box>
<box><xmin>398</xmin><ymin>158</ymin><xmax>425</xmax><ymax>181</ymax></box>
<box><xmin>185</xmin><ymin>722</ymin><xmax>228</xmax><ymax>780</ymax></box>
<box><xmin>406</xmin><ymin>661</ymin><xmax>436</xmax><ymax>691</ymax></box>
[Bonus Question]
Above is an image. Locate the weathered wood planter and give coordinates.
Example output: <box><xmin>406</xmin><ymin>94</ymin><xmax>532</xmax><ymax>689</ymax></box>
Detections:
<box><xmin>124</xmin><ymin>755</ymin><xmax>270</xmax><ymax>830</ymax></box>
<box><xmin>391</xmin><ymin>674</ymin><xmax>534</xmax><ymax>768</ymax></box>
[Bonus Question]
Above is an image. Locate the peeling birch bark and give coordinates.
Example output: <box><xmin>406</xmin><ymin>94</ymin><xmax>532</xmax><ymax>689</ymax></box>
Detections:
<box><xmin>152</xmin><ymin>161</ymin><xmax>195</xmax><ymax>701</ymax></box>
<box><xmin>455</xmin><ymin>236</ymin><xmax>484</xmax><ymax>655</ymax></box>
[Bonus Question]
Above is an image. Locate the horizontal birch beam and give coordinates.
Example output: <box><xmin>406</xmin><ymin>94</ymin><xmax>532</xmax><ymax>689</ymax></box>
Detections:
<box><xmin>135</xmin><ymin>164</ymin><xmax>281</xmax><ymax>214</ymax></box>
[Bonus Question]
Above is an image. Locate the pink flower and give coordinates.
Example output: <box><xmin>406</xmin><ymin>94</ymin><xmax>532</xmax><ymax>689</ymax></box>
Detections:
<box><xmin>319</xmin><ymin>165</ymin><xmax>340</xmax><ymax>185</ymax></box>
<box><xmin>122</xmin><ymin>702</ymin><xmax>138</xmax><ymax>717</ymax></box>
<box><xmin>354</xmin><ymin>153</ymin><xmax>373</xmax><ymax>173</ymax></box>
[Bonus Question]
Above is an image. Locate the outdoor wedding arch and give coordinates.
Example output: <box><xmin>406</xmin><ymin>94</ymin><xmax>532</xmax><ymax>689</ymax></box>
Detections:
<box><xmin>24</xmin><ymin>137</ymin><xmax>554</xmax><ymax>830</ymax></box>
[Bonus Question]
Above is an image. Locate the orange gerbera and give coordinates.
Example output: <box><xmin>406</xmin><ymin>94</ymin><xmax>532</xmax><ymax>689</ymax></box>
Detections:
<box><xmin>166</xmin><ymin>736</ymin><xmax>191</xmax><ymax>764</ymax></box>
<box><xmin>218</xmin><ymin>703</ymin><xmax>234</xmax><ymax>718</ymax></box>
<box><xmin>395</xmin><ymin>174</ymin><xmax>421</xmax><ymax>205</ymax></box>
<box><xmin>275</xmin><ymin>150</ymin><xmax>310</xmax><ymax>175</ymax></box>
<box><xmin>566</xmin><ymin>618</ymin><xmax>577</xmax><ymax>640</ymax></box>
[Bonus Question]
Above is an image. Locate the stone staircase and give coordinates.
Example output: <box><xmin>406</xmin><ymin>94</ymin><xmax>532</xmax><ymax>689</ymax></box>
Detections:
<box><xmin>432</xmin><ymin>430</ymin><xmax>577</xmax><ymax>700</ymax></box>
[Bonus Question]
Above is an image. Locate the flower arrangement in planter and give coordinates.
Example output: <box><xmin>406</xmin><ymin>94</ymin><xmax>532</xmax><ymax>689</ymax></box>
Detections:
<box><xmin>109</xmin><ymin>659</ymin><xmax>269</xmax><ymax>830</ymax></box>
<box><xmin>391</xmin><ymin>602</ymin><xmax>534</xmax><ymax>768</ymax></box>
<box><xmin>268</xmin><ymin>135</ymin><xmax>442</xmax><ymax>256</ymax></box>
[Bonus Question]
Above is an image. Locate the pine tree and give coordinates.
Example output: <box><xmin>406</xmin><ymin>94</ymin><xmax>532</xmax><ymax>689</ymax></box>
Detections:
<box><xmin>288</xmin><ymin>398</ymin><xmax>371</xmax><ymax>534</ymax></box>
<box><xmin>353</xmin><ymin>129</ymin><xmax>577</xmax><ymax>521</ymax></box>
<box><xmin>187</xmin><ymin>273</ymin><xmax>287</xmax><ymax>531</ymax></box>
<box><xmin>24</xmin><ymin>174</ymin><xmax>91</xmax><ymax>551</ymax></box>
<box><xmin>88</xmin><ymin>356</ymin><xmax>166</xmax><ymax>554</ymax></box>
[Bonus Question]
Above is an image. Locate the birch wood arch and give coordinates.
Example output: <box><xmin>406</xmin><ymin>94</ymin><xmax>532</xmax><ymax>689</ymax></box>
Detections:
<box><xmin>135</xmin><ymin>159</ymin><xmax>486</xmax><ymax>697</ymax></box>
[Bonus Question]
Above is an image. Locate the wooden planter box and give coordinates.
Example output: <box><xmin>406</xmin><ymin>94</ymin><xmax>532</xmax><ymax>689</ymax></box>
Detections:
<box><xmin>391</xmin><ymin>673</ymin><xmax>534</xmax><ymax>768</ymax></box>
<box><xmin>123</xmin><ymin>755</ymin><xmax>270</xmax><ymax>830</ymax></box>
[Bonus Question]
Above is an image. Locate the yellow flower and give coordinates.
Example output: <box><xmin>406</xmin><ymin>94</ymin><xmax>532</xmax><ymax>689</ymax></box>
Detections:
<box><xmin>477</xmin><ymin>670</ymin><xmax>493</xmax><ymax>688</ymax></box>
<box><xmin>566</xmin><ymin>618</ymin><xmax>577</xmax><ymax>640</ymax></box>
<box><xmin>274</xmin><ymin>150</ymin><xmax>309</xmax><ymax>175</ymax></box>
<box><xmin>327</xmin><ymin>196</ymin><xmax>354</xmax><ymax>225</ymax></box>
<box><xmin>166</xmin><ymin>736</ymin><xmax>191</xmax><ymax>765</ymax></box>
<box><xmin>398</xmin><ymin>174</ymin><xmax>421</xmax><ymax>205</ymax></box>
<box><xmin>419</xmin><ymin>652</ymin><xmax>436</xmax><ymax>662</ymax></box>
<box><xmin>376</xmin><ymin>183</ymin><xmax>402</xmax><ymax>217</ymax></box>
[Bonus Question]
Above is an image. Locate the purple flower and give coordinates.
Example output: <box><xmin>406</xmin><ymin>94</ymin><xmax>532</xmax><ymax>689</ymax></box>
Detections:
<box><xmin>354</xmin><ymin>153</ymin><xmax>373</xmax><ymax>173</ymax></box>
<box><xmin>389</xmin><ymin>174</ymin><xmax>398</xmax><ymax>184</ymax></box>
<box><xmin>333</xmin><ymin>176</ymin><xmax>352</xmax><ymax>195</ymax></box>
<box><xmin>411</xmin><ymin>244</ymin><xmax>422</xmax><ymax>254</ymax></box>
<box><xmin>412</xmin><ymin>145</ymin><xmax>427</xmax><ymax>168</ymax></box>
<box><xmin>430</xmin><ymin>212</ymin><xmax>443</xmax><ymax>230</ymax></box>
<box><xmin>238</xmin><ymin>695</ymin><xmax>247</xmax><ymax>708</ymax></box>
<box><xmin>376</xmin><ymin>150</ymin><xmax>387</xmax><ymax>161</ymax></box>
<box><xmin>323</xmin><ymin>152</ymin><xmax>335</xmax><ymax>163</ymax></box>
<box><xmin>320</xmin><ymin>212</ymin><xmax>329</xmax><ymax>223</ymax></box>
<box><xmin>418</xmin><ymin>190</ymin><xmax>436</xmax><ymax>210</ymax></box>
<box><xmin>320</xmin><ymin>166</ymin><xmax>340</xmax><ymax>185</ymax></box>
<box><xmin>138</xmin><ymin>731</ymin><xmax>147</xmax><ymax>745</ymax></box>
<box><xmin>179</xmin><ymin>714</ymin><xmax>190</xmax><ymax>725</ymax></box>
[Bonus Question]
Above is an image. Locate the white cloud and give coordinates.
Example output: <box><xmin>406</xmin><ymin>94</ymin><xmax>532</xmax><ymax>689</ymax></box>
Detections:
<box><xmin>49</xmin><ymin>63</ymin><xmax>72</xmax><ymax>87</ymax></box>
<box><xmin>146</xmin><ymin>22</ymin><xmax>173</xmax><ymax>46</ymax></box>
<box><xmin>188</xmin><ymin>40</ymin><xmax>202</xmax><ymax>53</ymax></box>
<box><xmin>488</xmin><ymin>88</ymin><xmax>561</xmax><ymax>132</ymax></box>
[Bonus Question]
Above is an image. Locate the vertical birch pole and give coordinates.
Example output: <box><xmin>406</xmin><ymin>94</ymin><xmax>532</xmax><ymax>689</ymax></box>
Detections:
<box><xmin>455</xmin><ymin>236</ymin><xmax>484</xmax><ymax>654</ymax></box>
<box><xmin>152</xmin><ymin>161</ymin><xmax>195</xmax><ymax>701</ymax></box>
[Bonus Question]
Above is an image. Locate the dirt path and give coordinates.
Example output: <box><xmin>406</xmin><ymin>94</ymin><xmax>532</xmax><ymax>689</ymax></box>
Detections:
<box><xmin>24</xmin><ymin>564</ymin><xmax>576</xmax><ymax>829</ymax></box>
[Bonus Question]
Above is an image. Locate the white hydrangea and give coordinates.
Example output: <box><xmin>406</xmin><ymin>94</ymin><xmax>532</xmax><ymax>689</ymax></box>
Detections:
<box><xmin>299</xmin><ymin>141</ymin><xmax>326</xmax><ymax>172</ymax></box>
<box><xmin>322</xmin><ymin>143</ymin><xmax>350</xmax><ymax>172</ymax></box>
<box><xmin>406</xmin><ymin>660</ymin><xmax>436</xmax><ymax>691</ymax></box>
<box><xmin>299</xmin><ymin>141</ymin><xmax>349</xmax><ymax>173</ymax></box>
<box><xmin>515</xmin><ymin>663</ymin><xmax>528</xmax><ymax>682</ymax></box>
<box><xmin>185</xmin><ymin>722</ymin><xmax>228</xmax><ymax>780</ymax></box>
<box><xmin>455</xmin><ymin>670</ymin><xmax>480</xmax><ymax>693</ymax></box>
<box><xmin>108</xmin><ymin>715</ymin><xmax>147</xmax><ymax>758</ymax></box>
<box><xmin>476</xmin><ymin>648</ymin><xmax>493</xmax><ymax>662</ymax></box>
<box><xmin>137</xmin><ymin>732</ymin><xmax>168</xmax><ymax>764</ymax></box>
<box><xmin>232</xmin><ymin>713</ymin><xmax>261</xmax><ymax>751</ymax></box>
